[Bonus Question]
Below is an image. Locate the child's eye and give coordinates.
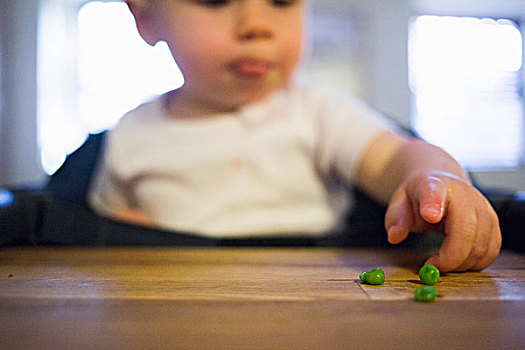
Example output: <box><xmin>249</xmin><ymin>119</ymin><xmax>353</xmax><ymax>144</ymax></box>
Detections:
<box><xmin>271</xmin><ymin>0</ymin><xmax>298</xmax><ymax>7</ymax></box>
<box><xmin>196</xmin><ymin>0</ymin><xmax>229</xmax><ymax>8</ymax></box>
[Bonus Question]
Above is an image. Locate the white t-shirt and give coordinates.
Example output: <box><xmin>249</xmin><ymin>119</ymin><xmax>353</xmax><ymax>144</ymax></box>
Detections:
<box><xmin>88</xmin><ymin>81</ymin><xmax>392</xmax><ymax>238</ymax></box>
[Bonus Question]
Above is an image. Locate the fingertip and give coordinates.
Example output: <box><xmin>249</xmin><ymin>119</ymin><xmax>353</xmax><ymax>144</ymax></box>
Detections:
<box><xmin>425</xmin><ymin>256</ymin><xmax>451</xmax><ymax>273</ymax></box>
<box><xmin>387</xmin><ymin>225</ymin><xmax>408</xmax><ymax>245</ymax></box>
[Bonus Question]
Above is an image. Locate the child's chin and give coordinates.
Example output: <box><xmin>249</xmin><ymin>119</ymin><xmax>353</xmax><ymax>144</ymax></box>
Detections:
<box><xmin>236</xmin><ymin>88</ymin><xmax>278</xmax><ymax>105</ymax></box>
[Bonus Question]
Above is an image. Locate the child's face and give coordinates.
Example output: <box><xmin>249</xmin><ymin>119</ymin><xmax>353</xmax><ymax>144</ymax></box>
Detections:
<box><xmin>134</xmin><ymin>0</ymin><xmax>304</xmax><ymax>114</ymax></box>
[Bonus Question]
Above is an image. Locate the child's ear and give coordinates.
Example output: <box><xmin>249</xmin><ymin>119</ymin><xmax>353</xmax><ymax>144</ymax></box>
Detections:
<box><xmin>126</xmin><ymin>0</ymin><xmax>161</xmax><ymax>46</ymax></box>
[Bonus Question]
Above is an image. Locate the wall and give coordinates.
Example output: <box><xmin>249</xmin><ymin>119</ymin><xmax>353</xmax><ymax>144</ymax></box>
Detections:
<box><xmin>1</xmin><ymin>0</ymin><xmax>524</xmax><ymax>191</ymax></box>
<box><xmin>305</xmin><ymin>0</ymin><xmax>412</xmax><ymax>125</ymax></box>
<box><xmin>0</xmin><ymin>0</ymin><xmax>45</xmax><ymax>187</ymax></box>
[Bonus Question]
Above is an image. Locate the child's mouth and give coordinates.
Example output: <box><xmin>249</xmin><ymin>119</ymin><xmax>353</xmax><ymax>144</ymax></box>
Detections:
<box><xmin>230</xmin><ymin>59</ymin><xmax>271</xmax><ymax>79</ymax></box>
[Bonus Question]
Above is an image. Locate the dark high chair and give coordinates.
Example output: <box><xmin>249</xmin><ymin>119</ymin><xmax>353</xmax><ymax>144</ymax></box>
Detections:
<box><xmin>1</xmin><ymin>131</ymin><xmax>523</xmax><ymax>250</ymax></box>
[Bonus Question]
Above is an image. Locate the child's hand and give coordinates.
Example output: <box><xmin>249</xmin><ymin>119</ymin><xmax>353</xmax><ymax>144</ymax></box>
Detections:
<box><xmin>384</xmin><ymin>171</ymin><xmax>501</xmax><ymax>272</ymax></box>
<box><xmin>113</xmin><ymin>208</ymin><xmax>154</xmax><ymax>227</ymax></box>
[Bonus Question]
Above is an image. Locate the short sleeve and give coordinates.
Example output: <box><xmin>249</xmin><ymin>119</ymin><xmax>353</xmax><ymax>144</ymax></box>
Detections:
<box><xmin>87</xmin><ymin>134</ymin><xmax>130</xmax><ymax>217</ymax></box>
<box><xmin>309</xmin><ymin>85</ymin><xmax>395</xmax><ymax>183</ymax></box>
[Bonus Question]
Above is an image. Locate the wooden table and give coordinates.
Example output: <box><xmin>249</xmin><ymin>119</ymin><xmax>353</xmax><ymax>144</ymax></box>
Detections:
<box><xmin>1</xmin><ymin>247</ymin><xmax>524</xmax><ymax>349</ymax></box>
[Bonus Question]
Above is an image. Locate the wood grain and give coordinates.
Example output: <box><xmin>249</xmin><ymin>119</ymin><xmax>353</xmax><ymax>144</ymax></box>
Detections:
<box><xmin>1</xmin><ymin>247</ymin><xmax>524</xmax><ymax>301</ymax></box>
<box><xmin>1</xmin><ymin>247</ymin><xmax>524</xmax><ymax>349</ymax></box>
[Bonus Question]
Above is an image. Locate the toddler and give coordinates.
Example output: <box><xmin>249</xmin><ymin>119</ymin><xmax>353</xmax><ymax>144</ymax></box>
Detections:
<box><xmin>89</xmin><ymin>0</ymin><xmax>501</xmax><ymax>272</ymax></box>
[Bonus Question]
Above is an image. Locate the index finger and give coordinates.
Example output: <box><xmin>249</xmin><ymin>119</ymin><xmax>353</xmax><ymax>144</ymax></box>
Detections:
<box><xmin>425</xmin><ymin>201</ymin><xmax>478</xmax><ymax>272</ymax></box>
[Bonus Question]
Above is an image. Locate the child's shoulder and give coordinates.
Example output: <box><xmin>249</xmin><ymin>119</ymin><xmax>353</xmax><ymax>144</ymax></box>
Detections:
<box><xmin>290</xmin><ymin>76</ymin><xmax>366</xmax><ymax>107</ymax></box>
<box><xmin>105</xmin><ymin>94</ymin><xmax>167</xmax><ymax>145</ymax></box>
<box><xmin>120</xmin><ymin>95</ymin><xmax>165</xmax><ymax>125</ymax></box>
<box><xmin>288</xmin><ymin>76</ymin><xmax>379</xmax><ymax>117</ymax></box>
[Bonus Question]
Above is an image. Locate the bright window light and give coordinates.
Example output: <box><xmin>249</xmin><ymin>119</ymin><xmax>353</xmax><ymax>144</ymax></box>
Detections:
<box><xmin>409</xmin><ymin>15</ymin><xmax>524</xmax><ymax>170</ymax></box>
<box><xmin>38</xmin><ymin>1</ymin><xmax>183</xmax><ymax>174</ymax></box>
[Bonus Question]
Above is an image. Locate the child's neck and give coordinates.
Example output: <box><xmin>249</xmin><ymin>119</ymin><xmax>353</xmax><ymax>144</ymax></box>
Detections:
<box><xmin>162</xmin><ymin>82</ymin><xmax>285</xmax><ymax>120</ymax></box>
<box><xmin>163</xmin><ymin>90</ymin><xmax>238</xmax><ymax>119</ymax></box>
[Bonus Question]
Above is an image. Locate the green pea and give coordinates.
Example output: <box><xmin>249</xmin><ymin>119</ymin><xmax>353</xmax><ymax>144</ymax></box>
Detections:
<box><xmin>359</xmin><ymin>271</ymin><xmax>368</xmax><ymax>283</ymax></box>
<box><xmin>414</xmin><ymin>285</ymin><xmax>437</xmax><ymax>302</ymax></box>
<box><xmin>364</xmin><ymin>267</ymin><xmax>385</xmax><ymax>285</ymax></box>
<box><xmin>419</xmin><ymin>264</ymin><xmax>440</xmax><ymax>285</ymax></box>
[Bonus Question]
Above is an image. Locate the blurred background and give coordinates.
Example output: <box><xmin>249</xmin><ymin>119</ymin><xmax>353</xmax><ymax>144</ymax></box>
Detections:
<box><xmin>1</xmin><ymin>0</ymin><xmax>525</xmax><ymax>192</ymax></box>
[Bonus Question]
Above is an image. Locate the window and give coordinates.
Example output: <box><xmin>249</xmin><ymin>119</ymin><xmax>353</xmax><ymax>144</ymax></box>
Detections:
<box><xmin>38</xmin><ymin>0</ymin><xmax>183</xmax><ymax>174</ymax></box>
<box><xmin>409</xmin><ymin>15</ymin><xmax>524</xmax><ymax>171</ymax></box>
<box><xmin>37</xmin><ymin>2</ymin><xmax>525</xmax><ymax>179</ymax></box>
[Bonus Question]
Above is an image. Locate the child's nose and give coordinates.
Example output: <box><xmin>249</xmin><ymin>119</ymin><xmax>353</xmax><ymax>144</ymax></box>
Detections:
<box><xmin>235</xmin><ymin>2</ymin><xmax>274</xmax><ymax>41</ymax></box>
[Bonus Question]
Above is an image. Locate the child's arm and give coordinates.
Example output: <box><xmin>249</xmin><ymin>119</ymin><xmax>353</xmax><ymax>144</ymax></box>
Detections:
<box><xmin>88</xmin><ymin>152</ymin><xmax>154</xmax><ymax>228</ymax></box>
<box><xmin>356</xmin><ymin>130</ymin><xmax>501</xmax><ymax>272</ymax></box>
<box><xmin>113</xmin><ymin>208</ymin><xmax>154</xmax><ymax>227</ymax></box>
